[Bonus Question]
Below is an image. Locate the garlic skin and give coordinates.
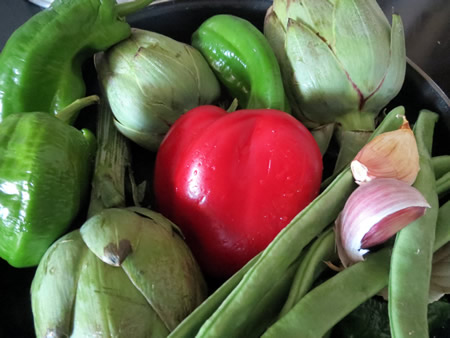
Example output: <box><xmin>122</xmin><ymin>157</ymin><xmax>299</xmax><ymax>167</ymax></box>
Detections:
<box><xmin>335</xmin><ymin>178</ymin><xmax>430</xmax><ymax>267</ymax></box>
<box><xmin>429</xmin><ymin>242</ymin><xmax>450</xmax><ymax>303</ymax></box>
<box><xmin>351</xmin><ymin>117</ymin><xmax>419</xmax><ymax>185</ymax></box>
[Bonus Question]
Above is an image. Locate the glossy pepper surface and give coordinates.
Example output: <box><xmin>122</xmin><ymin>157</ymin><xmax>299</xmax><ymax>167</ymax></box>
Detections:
<box><xmin>192</xmin><ymin>14</ymin><xmax>289</xmax><ymax>112</ymax></box>
<box><xmin>0</xmin><ymin>105</ymin><xmax>96</xmax><ymax>267</ymax></box>
<box><xmin>0</xmin><ymin>0</ymin><xmax>153</xmax><ymax>123</ymax></box>
<box><xmin>154</xmin><ymin>106</ymin><xmax>323</xmax><ymax>278</ymax></box>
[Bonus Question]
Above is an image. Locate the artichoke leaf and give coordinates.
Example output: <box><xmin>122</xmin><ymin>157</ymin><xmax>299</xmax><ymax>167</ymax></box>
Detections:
<box><xmin>333</xmin><ymin>0</ymin><xmax>391</xmax><ymax>98</ymax></box>
<box><xmin>285</xmin><ymin>18</ymin><xmax>359</xmax><ymax>126</ymax></box>
<box><xmin>31</xmin><ymin>231</ymin><xmax>89</xmax><ymax>338</ymax></box>
<box><xmin>114</xmin><ymin>118</ymin><xmax>165</xmax><ymax>152</ymax></box>
<box><xmin>128</xmin><ymin>206</ymin><xmax>185</xmax><ymax>238</ymax></box>
<box><xmin>265</xmin><ymin>7</ymin><xmax>302</xmax><ymax>119</ymax></box>
<box><xmin>80</xmin><ymin>208</ymin><xmax>207</xmax><ymax>331</ymax></box>
<box><xmin>71</xmin><ymin>246</ymin><xmax>167</xmax><ymax>337</ymax></box>
<box><xmin>273</xmin><ymin>0</ymin><xmax>335</xmax><ymax>43</ymax></box>
<box><xmin>363</xmin><ymin>14</ymin><xmax>406</xmax><ymax>114</ymax></box>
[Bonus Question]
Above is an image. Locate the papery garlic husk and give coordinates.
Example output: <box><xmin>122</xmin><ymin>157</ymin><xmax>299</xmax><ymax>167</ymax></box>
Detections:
<box><xmin>378</xmin><ymin>242</ymin><xmax>450</xmax><ymax>303</ymax></box>
<box><xmin>335</xmin><ymin>178</ymin><xmax>430</xmax><ymax>267</ymax></box>
<box><xmin>351</xmin><ymin>117</ymin><xmax>419</xmax><ymax>185</ymax></box>
<box><xmin>429</xmin><ymin>242</ymin><xmax>450</xmax><ymax>303</ymax></box>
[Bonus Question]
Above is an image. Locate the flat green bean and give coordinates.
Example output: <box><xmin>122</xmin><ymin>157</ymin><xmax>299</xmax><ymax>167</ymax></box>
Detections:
<box><xmin>436</xmin><ymin>171</ymin><xmax>450</xmax><ymax>199</ymax></box>
<box><xmin>279</xmin><ymin>228</ymin><xmax>336</xmax><ymax>317</ymax></box>
<box><xmin>194</xmin><ymin>107</ymin><xmax>406</xmax><ymax>337</ymax></box>
<box><xmin>388</xmin><ymin>110</ymin><xmax>439</xmax><ymax>338</ymax></box>
<box><xmin>168</xmin><ymin>253</ymin><xmax>259</xmax><ymax>338</ymax></box>
<box><xmin>261</xmin><ymin>199</ymin><xmax>450</xmax><ymax>338</ymax></box>
<box><xmin>433</xmin><ymin>200</ymin><xmax>450</xmax><ymax>252</ymax></box>
<box><xmin>432</xmin><ymin>155</ymin><xmax>450</xmax><ymax>180</ymax></box>
<box><xmin>236</xmin><ymin>256</ymin><xmax>304</xmax><ymax>338</ymax></box>
<box><xmin>263</xmin><ymin>248</ymin><xmax>392</xmax><ymax>338</ymax></box>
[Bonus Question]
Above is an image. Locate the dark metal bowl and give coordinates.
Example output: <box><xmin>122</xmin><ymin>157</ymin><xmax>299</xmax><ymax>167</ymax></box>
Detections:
<box><xmin>0</xmin><ymin>1</ymin><xmax>449</xmax><ymax>336</ymax></box>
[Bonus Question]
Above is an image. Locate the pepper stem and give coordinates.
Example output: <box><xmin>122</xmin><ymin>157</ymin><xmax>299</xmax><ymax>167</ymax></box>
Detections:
<box><xmin>55</xmin><ymin>95</ymin><xmax>100</xmax><ymax>124</ymax></box>
<box><xmin>116</xmin><ymin>0</ymin><xmax>154</xmax><ymax>17</ymax></box>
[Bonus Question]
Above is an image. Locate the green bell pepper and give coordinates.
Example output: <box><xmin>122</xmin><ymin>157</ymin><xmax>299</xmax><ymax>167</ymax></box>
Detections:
<box><xmin>0</xmin><ymin>96</ymin><xmax>97</xmax><ymax>268</ymax></box>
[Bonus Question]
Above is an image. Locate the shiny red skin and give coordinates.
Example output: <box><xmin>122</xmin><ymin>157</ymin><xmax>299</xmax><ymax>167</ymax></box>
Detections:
<box><xmin>154</xmin><ymin>106</ymin><xmax>323</xmax><ymax>278</ymax></box>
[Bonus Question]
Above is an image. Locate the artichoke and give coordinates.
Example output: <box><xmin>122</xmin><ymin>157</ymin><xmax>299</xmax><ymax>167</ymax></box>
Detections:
<box><xmin>31</xmin><ymin>207</ymin><xmax>207</xmax><ymax>337</ymax></box>
<box><xmin>95</xmin><ymin>28</ymin><xmax>221</xmax><ymax>151</ymax></box>
<box><xmin>264</xmin><ymin>0</ymin><xmax>406</xmax><ymax>169</ymax></box>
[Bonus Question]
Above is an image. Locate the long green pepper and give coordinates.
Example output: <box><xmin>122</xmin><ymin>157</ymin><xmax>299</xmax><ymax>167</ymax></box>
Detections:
<box><xmin>192</xmin><ymin>14</ymin><xmax>290</xmax><ymax>112</ymax></box>
<box><xmin>0</xmin><ymin>0</ymin><xmax>153</xmax><ymax>123</ymax></box>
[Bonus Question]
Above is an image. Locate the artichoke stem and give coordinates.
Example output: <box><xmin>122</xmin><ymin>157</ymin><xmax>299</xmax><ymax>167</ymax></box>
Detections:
<box><xmin>87</xmin><ymin>97</ymin><xmax>132</xmax><ymax>218</ymax></box>
<box><xmin>332</xmin><ymin>110</ymin><xmax>377</xmax><ymax>174</ymax></box>
<box><xmin>333</xmin><ymin>128</ymin><xmax>372</xmax><ymax>175</ymax></box>
<box><xmin>335</xmin><ymin>110</ymin><xmax>376</xmax><ymax>133</ymax></box>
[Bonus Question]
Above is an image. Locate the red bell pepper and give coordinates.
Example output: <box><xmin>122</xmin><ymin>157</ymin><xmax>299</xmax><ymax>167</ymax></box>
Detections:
<box><xmin>154</xmin><ymin>106</ymin><xmax>323</xmax><ymax>279</ymax></box>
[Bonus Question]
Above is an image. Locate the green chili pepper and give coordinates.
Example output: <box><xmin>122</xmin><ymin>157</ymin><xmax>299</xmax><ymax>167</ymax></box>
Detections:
<box><xmin>191</xmin><ymin>14</ymin><xmax>290</xmax><ymax>112</ymax></box>
<box><xmin>0</xmin><ymin>96</ymin><xmax>98</xmax><ymax>268</ymax></box>
<box><xmin>389</xmin><ymin>109</ymin><xmax>440</xmax><ymax>338</ymax></box>
<box><xmin>0</xmin><ymin>0</ymin><xmax>153</xmax><ymax>123</ymax></box>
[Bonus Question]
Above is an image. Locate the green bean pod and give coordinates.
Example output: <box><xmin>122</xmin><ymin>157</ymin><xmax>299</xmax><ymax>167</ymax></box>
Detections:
<box><xmin>168</xmin><ymin>254</ymin><xmax>259</xmax><ymax>338</ymax></box>
<box><xmin>193</xmin><ymin>107</ymin><xmax>406</xmax><ymax>337</ymax></box>
<box><xmin>436</xmin><ymin>171</ymin><xmax>450</xmax><ymax>199</ymax></box>
<box><xmin>264</xmin><ymin>247</ymin><xmax>392</xmax><ymax>338</ymax></box>
<box><xmin>434</xmin><ymin>200</ymin><xmax>450</xmax><ymax>252</ymax></box>
<box><xmin>432</xmin><ymin>155</ymin><xmax>450</xmax><ymax>180</ymax></box>
<box><xmin>191</xmin><ymin>14</ymin><xmax>289</xmax><ymax>112</ymax></box>
<box><xmin>262</xmin><ymin>199</ymin><xmax>450</xmax><ymax>338</ymax></box>
<box><xmin>279</xmin><ymin>228</ymin><xmax>337</xmax><ymax>317</ymax></box>
<box><xmin>388</xmin><ymin>110</ymin><xmax>439</xmax><ymax>338</ymax></box>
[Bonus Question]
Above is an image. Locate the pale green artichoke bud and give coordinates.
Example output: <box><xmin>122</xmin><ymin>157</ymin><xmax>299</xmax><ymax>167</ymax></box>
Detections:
<box><xmin>264</xmin><ymin>0</ymin><xmax>406</xmax><ymax>132</ymax></box>
<box><xmin>95</xmin><ymin>28</ymin><xmax>221</xmax><ymax>151</ymax></box>
<box><xmin>31</xmin><ymin>207</ymin><xmax>207</xmax><ymax>338</ymax></box>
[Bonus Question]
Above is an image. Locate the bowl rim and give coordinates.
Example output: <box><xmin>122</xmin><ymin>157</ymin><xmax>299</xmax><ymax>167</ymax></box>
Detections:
<box><xmin>145</xmin><ymin>0</ymin><xmax>450</xmax><ymax>110</ymax></box>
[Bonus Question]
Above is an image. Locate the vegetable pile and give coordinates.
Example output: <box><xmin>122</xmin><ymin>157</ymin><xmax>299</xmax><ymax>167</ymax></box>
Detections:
<box><xmin>0</xmin><ymin>0</ymin><xmax>449</xmax><ymax>337</ymax></box>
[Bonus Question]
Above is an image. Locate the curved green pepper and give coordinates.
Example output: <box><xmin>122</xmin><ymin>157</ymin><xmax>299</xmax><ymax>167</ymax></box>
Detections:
<box><xmin>192</xmin><ymin>14</ymin><xmax>290</xmax><ymax>112</ymax></box>
<box><xmin>0</xmin><ymin>0</ymin><xmax>153</xmax><ymax>123</ymax></box>
<box><xmin>0</xmin><ymin>97</ymin><xmax>97</xmax><ymax>268</ymax></box>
